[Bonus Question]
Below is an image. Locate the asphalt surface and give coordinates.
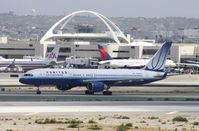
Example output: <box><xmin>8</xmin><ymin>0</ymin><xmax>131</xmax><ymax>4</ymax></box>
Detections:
<box><xmin>0</xmin><ymin>93</ymin><xmax>199</xmax><ymax>101</ymax></box>
<box><xmin>0</xmin><ymin>101</ymin><xmax>198</xmax><ymax>113</ymax></box>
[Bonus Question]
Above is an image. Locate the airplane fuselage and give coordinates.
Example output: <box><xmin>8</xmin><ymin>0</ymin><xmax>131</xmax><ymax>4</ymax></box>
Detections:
<box><xmin>20</xmin><ymin>68</ymin><xmax>166</xmax><ymax>88</ymax></box>
<box><xmin>99</xmin><ymin>59</ymin><xmax>176</xmax><ymax>68</ymax></box>
<box><xmin>0</xmin><ymin>59</ymin><xmax>51</xmax><ymax>70</ymax></box>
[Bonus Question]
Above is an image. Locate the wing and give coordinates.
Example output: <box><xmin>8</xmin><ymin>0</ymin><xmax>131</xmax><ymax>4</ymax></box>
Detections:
<box><xmin>82</xmin><ymin>78</ymin><xmax>136</xmax><ymax>85</ymax></box>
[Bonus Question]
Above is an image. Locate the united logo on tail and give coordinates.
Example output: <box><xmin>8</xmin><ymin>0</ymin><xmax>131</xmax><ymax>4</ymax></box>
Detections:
<box><xmin>144</xmin><ymin>41</ymin><xmax>172</xmax><ymax>71</ymax></box>
<box><xmin>98</xmin><ymin>44</ymin><xmax>112</xmax><ymax>60</ymax></box>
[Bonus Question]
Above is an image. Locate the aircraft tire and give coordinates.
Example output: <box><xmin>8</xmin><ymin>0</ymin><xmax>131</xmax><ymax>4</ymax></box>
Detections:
<box><xmin>36</xmin><ymin>89</ymin><xmax>41</xmax><ymax>95</ymax></box>
<box><xmin>103</xmin><ymin>91</ymin><xmax>112</xmax><ymax>95</ymax></box>
<box><xmin>85</xmin><ymin>90</ymin><xmax>94</xmax><ymax>95</ymax></box>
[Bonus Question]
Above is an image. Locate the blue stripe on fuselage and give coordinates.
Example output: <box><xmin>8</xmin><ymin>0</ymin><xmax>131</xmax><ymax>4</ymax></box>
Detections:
<box><xmin>19</xmin><ymin>76</ymin><xmax>162</xmax><ymax>87</ymax></box>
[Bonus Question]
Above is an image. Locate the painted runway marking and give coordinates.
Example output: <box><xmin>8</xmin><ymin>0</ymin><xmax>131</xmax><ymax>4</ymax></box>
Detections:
<box><xmin>24</xmin><ymin>112</ymin><xmax>40</xmax><ymax>116</ymax></box>
<box><xmin>166</xmin><ymin>111</ymin><xmax>179</xmax><ymax>115</ymax></box>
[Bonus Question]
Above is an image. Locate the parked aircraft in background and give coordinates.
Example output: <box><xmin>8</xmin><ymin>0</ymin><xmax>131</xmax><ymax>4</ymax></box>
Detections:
<box><xmin>0</xmin><ymin>59</ymin><xmax>22</xmax><ymax>72</ymax></box>
<box><xmin>20</xmin><ymin>41</ymin><xmax>172</xmax><ymax>95</ymax></box>
<box><xmin>176</xmin><ymin>60</ymin><xmax>199</xmax><ymax>69</ymax></box>
<box><xmin>98</xmin><ymin>44</ymin><xmax>176</xmax><ymax>68</ymax></box>
<box><xmin>183</xmin><ymin>60</ymin><xmax>199</xmax><ymax>67</ymax></box>
<box><xmin>0</xmin><ymin>46</ymin><xmax>59</xmax><ymax>72</ymax></box>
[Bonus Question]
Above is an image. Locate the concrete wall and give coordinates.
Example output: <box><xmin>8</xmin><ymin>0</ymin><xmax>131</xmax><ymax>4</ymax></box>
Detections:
<box><xmin>0</xmin><ymin>40</ymin><xmax>37</xmax><ymax>58</ymax></box>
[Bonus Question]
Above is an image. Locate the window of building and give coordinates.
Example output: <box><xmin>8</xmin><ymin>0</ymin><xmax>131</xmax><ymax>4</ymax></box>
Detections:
<box><xmin>75</xmin><ymin>49</ymin><xmax>98</xmax><ymax>52</ymax></box>
<box><xmin>143</xmin><ymin>49</ymin><xmax>157</xmax><ymax>55</ymax></box>
<box><xmin>59</xmin><ymin>47</ymin><xmax>71</xmax><ymax>53</ymax></box>
<box><xmin>143</xmin><ymin>49</ymin><xmax>171</xmax><ymax>55</ymax></box>
<box><xmin>113</xmin><ymin>50</ymin><xmax>129</xmax><ymax>53</ymax></box>
<box><xmin>0</xmin><ymin>48</ymin><xmax>34</xmax><ymax>51</ymax></box>
<box><xmin>47</xmin><ymin>47</ymin><xmax>54</xmax><ymax>52</ymax></box>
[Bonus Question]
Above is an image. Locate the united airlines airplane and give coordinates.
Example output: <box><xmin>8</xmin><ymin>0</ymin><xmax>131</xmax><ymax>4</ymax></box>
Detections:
<box><xmin>98</xmin><ymin>44</ymin><xmax>176</xmax><ymax>68</ymax></box>
<box><xmin>0</xmin><ymin>46</ymin><xmax>59</xmax><ymax>71</ymax></box>
<box><xmin>19</xmin><ymin>41</ymin><xmax>172</xmax><ymax>95</ymax></box>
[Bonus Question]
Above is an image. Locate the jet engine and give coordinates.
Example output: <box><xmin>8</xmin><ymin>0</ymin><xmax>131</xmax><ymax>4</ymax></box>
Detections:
<box><xmin>87</xmin><ymin>82</ymin><xmax>106</xmax><ymax>92</ymax></box>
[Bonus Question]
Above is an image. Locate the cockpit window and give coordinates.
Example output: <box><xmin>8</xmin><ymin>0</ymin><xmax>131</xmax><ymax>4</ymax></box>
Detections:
<box><xmin>24</xmin><ymin>74</ymin><xmax>33</xmax><ymax>77</ymax></box>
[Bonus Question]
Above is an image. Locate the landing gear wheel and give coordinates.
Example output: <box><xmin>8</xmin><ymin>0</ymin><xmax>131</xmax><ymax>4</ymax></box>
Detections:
<box><xmin>103</xmin><ymin>91</ymin><xmax>112</xmax><ymax>95</ymax></box>
<box><xmin>85</xmin><ymin>90</ymin><xmax>94</xmax><ymax>95</ymax></box>
<box><xmin>36</xmin><ymin>88</ymin><xmax>41</xmax><ymax>94</ymax></box>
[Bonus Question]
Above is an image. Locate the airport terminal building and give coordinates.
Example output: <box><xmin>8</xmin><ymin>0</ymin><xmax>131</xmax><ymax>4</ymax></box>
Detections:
<box><xmin>0</xmin><ymin>11</ymin><xmax>198</xmax><ymax>63</ymax></box>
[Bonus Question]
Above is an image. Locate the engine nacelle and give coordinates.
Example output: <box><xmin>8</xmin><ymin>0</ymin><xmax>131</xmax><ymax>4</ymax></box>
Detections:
<box><xmin>87</xmin><ymin>82</ymin><xmax>106</xmax><ymax>92</ymax></box>
<box><xmin>56</xmin><ymin>84</ymin><xmax>72</xmax><ymax>91</ymax></box>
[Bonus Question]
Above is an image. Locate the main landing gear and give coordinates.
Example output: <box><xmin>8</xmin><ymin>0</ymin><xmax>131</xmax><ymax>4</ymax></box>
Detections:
<box><xmin>85</xmin><ymin>83</ymin><xmax>112</xmax><ymax>95</ymax></box>
<box><xmin>85</xmin><ymin>90</ymin><xmax>94</xmax><ymax>95</ymax></box>
<box><xmin>85</xmin><ymin>90</ymin><xmax>112</xmax><ymax>95</ymax></box>
<box><xmin>102</xmin><ymin>90</ymin><xmax>112</xmax><ymax>95</ymax></box>
<box><xmin>103</xmin><ymin>85</ymin><xmax>112</xmax><ymax>95</ymax></box>
<box><xmin>85</xmin><ymin>89</ymin><xmax>112</xmax><ymax>95</ymax></box>
<box><xmin>36</xmin><ymin>87</ymin><xmax>41</xmax><ymax>94</ymax></box>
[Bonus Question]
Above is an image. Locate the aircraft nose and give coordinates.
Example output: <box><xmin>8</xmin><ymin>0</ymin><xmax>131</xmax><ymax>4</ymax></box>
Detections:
<box><xmin>19</xmin><ymin>77</ymin><xmax>24</xmax><ymax>84</ymax></box>
<box><xmin>19</xmin><ymin>77</ymin><xmax>27</xmax><ymax>84</ymax></box>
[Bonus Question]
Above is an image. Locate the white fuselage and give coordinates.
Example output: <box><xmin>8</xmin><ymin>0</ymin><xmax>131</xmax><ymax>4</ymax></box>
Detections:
<box><xmin>20</xmin><ymin>68</ymin><xmax>166</xmax><ymax>87</ymax></box>
<box><xmin>0</xmin><ymin>58</ymin><xmax>50</xmax><ymax>70</ymax></box>
<box><xmin>99</xmin><ymin>59</ymin><xmax>176</xmax><ymax>68</ymax></box>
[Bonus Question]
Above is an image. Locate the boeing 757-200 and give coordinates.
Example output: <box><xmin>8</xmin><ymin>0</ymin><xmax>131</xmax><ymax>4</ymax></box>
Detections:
<box><xmin>19</xmin><ymin>41</ymin><xmax>172</xmax><ymax>95</ymax></box>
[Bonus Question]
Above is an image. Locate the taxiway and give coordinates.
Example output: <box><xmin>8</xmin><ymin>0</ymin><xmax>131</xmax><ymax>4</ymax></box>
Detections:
<box><xmin>0</xmin><ymin>101</ymin><xmax>198</xmax><ymax>113</ymax></box>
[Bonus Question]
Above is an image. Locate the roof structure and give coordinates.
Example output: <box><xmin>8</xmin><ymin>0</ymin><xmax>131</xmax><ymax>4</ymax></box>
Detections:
<box><xmin>40</xmin><ymin>10</ymin><xmax>129</xmax><ymax>44</ymax></box>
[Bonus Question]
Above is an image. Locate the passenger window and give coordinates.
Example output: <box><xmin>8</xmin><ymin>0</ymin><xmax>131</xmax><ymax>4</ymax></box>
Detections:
<box><xmin>24</xmin><ymin>74</ymin><xmax>33</xmax><ymax>77</ymax></box>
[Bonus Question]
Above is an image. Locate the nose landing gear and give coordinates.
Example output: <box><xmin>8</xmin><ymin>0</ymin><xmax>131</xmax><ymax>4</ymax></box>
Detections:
<box><xmin>36</xmin><ymin>87</ymin><xmax>41</xmax><ymax>94</ymax></box>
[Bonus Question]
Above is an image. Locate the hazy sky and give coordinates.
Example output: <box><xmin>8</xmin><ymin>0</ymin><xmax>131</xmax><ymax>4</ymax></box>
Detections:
<box><xmin>0</xmin><ymin>0</ymin><xmax>199</xmax><ymax>17</ymax></box>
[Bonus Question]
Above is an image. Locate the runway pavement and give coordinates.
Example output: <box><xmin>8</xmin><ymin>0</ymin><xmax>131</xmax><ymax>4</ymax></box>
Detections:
<box><xmin>0</xmin><ymin>93</ymin><xmax>199</xmax><ymax>101</ymax></box>
<box><xmin>0</xmin><ymin>101</ymin><xmax>198</xmax><ymax>113</ymax></box>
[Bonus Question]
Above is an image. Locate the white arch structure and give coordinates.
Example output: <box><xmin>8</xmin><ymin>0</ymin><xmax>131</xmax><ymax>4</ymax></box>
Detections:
<box><xmin>40</xmin><ymin>10</ymin><xmax>129</xmax><ymax>44</ymax></box>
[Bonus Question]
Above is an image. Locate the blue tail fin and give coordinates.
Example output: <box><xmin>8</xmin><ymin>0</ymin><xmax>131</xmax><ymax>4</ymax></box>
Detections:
<box><xmin>98</xmin><ymin>44</ymin><xmax>112</xmax><ymax>60</ymax></box>
<box><xmin>144</xmin><ymin>41</ymin><xmax>172</xmax><ymax>71</ymax></box>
